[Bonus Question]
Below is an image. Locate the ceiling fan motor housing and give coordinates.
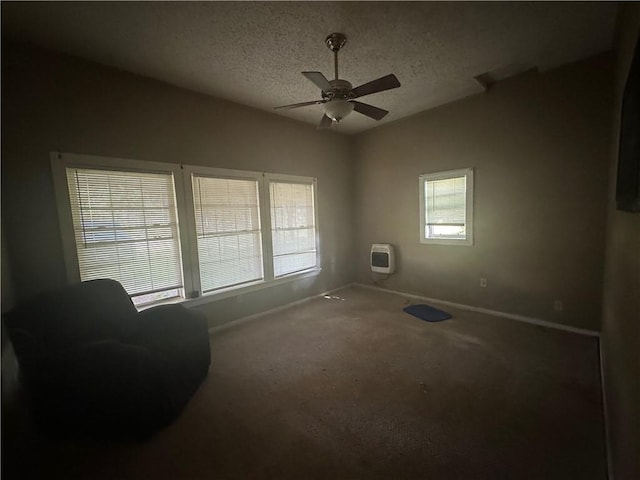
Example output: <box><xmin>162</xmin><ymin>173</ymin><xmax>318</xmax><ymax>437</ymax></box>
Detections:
<box><xmin>322</xmin><ymin>79</ymin><xmax>353</xmax><ymax>100</ymax></box>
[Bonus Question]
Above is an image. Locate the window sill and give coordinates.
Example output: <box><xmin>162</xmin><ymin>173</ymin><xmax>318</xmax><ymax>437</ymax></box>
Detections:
<box><xmin>420</xmin><ymin>238</ymin><xmax>473</xmax><ymax>246</ymax></box>
<box><xmin>136</xmin><ymin>267</ymin><xmax>322</xmax><ymax>311</ymax></box>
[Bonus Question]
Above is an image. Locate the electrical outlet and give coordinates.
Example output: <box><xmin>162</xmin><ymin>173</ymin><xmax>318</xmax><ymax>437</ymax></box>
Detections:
<box><xmin>553</xmin><ymin>300</ymin><xmax>563</xmax><ymax>312</ymax></box>
<box><xmin>480</xmin><ymin>277</ymin><xmax>487</xmax><ymax>288</ymax></box>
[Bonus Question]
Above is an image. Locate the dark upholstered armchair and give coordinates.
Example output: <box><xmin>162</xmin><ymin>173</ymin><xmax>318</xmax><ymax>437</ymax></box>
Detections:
<box><xmin>3</xmin><ymin>279</ymin><xmax>210</xmax><ymax>439</ymax></box>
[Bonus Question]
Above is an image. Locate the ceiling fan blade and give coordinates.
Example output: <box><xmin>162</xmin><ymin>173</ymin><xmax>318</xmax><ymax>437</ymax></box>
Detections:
<box><xmin>351</xmin><ymin>101</ymin><xmax>389</xmax><ymax>121</ymax></box>
<box><xmin>274</xmin><ymin>100</ymin><xmax>326</xmax><ymax>110</ymax></box>
<box><xmin>275</xmin><ymin>100</ymin><xmax>325</xmax><ymax>110</ymax></box>
<box><xmin>351</xmin><ymin>74</ymin><xmax>401</xmax><ymax>99</ymax></box>
<box><xmin>318</xmin><ymin>114</ymin><xmax>333</xmax><ymax>129</ymax></box>
<box><xmin>302</xmin><ymin>71</ymin><xmax>333</xmax><ymax>92</ymax></box>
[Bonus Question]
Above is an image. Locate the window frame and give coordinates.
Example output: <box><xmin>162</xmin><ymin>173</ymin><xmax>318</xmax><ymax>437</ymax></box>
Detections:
<box><xmin>52</xmin><ymin>152</ymin><xmax>321</xmax><ymax>308</ymax></box>
<box><xmin>183</xmin><ymin>165</ymin><xmax>267</xmax><ymax>298</ymax></box>
<box><xmin>419</xmin><ymin>168</ymin><xmax>474</xmax><ymax>246</ymax></box>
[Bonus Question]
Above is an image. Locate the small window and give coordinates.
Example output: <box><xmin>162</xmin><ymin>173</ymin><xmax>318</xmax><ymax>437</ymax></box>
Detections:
<box><xmin>269</xmin><ymin>180</ymin><xmax>318</xmax><ymax>276</ymax></box>
<box><xmin>419</xmin><ymin>168</ymin><xmax>474</xmax><ymax>245</ymax></box>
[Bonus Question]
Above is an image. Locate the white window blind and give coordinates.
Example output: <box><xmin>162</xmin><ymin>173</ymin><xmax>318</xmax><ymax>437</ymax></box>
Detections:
<box><xmin>192</xmin><ymin>176</ymin><xmax>263</xmax><ymax>292</ymax></box>
<box><xmin>425</xmin><ymin>175</ymin><xmax>467</xmax><ymax>238</ymax></box>
<box><xmin>65</xmin><ymin>168</ymin><xmax>183</xmax><ymax>299</ymax></box>
<box><xmin>270</xmin><ymin>181</ymin><xmax>317</xmax><ymax>276</ymax></box>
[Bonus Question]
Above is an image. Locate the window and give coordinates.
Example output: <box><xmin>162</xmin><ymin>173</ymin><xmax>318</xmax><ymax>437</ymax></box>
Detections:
<box><xmin>65</xmin><ymin>168</ymin><xmax>184</xmax><ymax>305</ymax></box>
<box><xmin>269</xmin><ymin>180</ymin><xmax>317</xmax><ymax>276</ymax></box>
<box><xmin>52</xmin><ymin>153</ymin><xmax>320</xmax><ymax>307</ymax></box>
<box><xmin>192</xmin><ymin>175</ymin><xmax>263</xmax><ymax>292</ymax></box>
<box><xmin>419</xmin><ymin>168</ymin><xmax>474</xmax><ymax>245</ymax></box>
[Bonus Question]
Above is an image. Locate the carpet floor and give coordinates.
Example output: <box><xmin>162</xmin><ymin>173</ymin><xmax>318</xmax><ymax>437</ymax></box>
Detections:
<box><xmin>2</xmin><ymin>285</ymin><xmax>607</xmax><ymax>479</ymax></box>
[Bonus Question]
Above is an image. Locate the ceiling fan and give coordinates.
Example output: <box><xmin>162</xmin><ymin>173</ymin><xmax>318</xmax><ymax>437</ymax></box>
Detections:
<box><xmin>275</xmin><ymin>33</ymin><xmax>401</xmax><ymax>129</ymax></box>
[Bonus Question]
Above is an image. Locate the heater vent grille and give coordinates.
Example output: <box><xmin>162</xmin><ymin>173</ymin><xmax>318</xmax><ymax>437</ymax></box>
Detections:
<box><xmin>370</xmin><ymin>244</ymin><xmax>395</xmax><ymax>274</ymax></box>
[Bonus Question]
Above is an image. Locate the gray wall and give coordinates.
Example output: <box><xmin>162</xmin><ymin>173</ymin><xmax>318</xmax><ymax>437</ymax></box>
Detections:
<box><xmin>1</xmin><ymin>41</ymin><xmax>355</xmax><ymax>326</ymax></box>
<box><xmin>353</xmin><ymin>54</ymin><xmax>613</xmax><ymax>331</ymax></box>
<box><xmin>601</xmin><ymin>4</ymin><xmax>640</xmax><ymax>479</ymax></box>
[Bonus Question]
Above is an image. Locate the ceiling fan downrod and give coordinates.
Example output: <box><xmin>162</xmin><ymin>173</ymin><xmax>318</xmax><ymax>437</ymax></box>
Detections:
<box><xmin>325</xmin><ymin>32</ymin><xmax>347</xmax><ymax>80</ymax></box>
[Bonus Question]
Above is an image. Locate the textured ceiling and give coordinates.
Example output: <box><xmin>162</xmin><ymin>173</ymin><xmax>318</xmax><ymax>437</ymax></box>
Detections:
<box><xmin>1</xmin><ymin>2</ymin><xmax>617</xmax><ymax>134</ymax></box>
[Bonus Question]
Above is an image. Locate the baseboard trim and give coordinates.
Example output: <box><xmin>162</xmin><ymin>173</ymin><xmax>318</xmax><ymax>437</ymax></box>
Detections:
<box><xmin>599</xmin><ymin>340</ymin><xmax>614</xmax><ymax>480</ymax></box>
<box><xmin>353</xmin><ymin>283</ymin><xmax>600</xmax><ymax>337</ymax></box>
<box><xmin>208</xmin><ymin>283</ymin><xmax>352</xmax><ymax>334</ymax></box>
<box><xmin>208</xmin><ymin>282</ymin><xmax>601</xmax><ymax>338</ymax></box>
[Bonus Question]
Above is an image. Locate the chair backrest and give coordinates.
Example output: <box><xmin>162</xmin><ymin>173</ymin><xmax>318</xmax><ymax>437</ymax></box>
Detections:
<box><xmin>4</xmin><ymin>279</ymin><xmax>138</xmax><ymax>366</ymax></box>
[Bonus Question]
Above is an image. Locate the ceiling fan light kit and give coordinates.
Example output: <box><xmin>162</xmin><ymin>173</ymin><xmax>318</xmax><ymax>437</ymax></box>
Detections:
<box><xmin>275</xmin><ymin>32</ymin><xmax>401</xmax><ymax>129</ymax></box>
<box><xmin>324</xmin><ymin>98</ymin><xmax>354</xmax><ymax>122</ymax></box>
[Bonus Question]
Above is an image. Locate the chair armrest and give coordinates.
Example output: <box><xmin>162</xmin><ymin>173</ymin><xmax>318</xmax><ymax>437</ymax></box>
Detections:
<box><xmin>132</xmin><ymin>304</ymin><xmax>211</xmax><ymax>386</ymax></box>
<box><xmin>133</xmin><ymin>304</ymin><xmax>209</xmax><ymax>343</ymax></box>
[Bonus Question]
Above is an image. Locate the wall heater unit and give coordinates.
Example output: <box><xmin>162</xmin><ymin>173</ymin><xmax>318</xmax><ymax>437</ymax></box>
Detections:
<box><xmin>371</xmin><ymin>244</ymin><xmax>395</xmax><ymax>274</ymax></box>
